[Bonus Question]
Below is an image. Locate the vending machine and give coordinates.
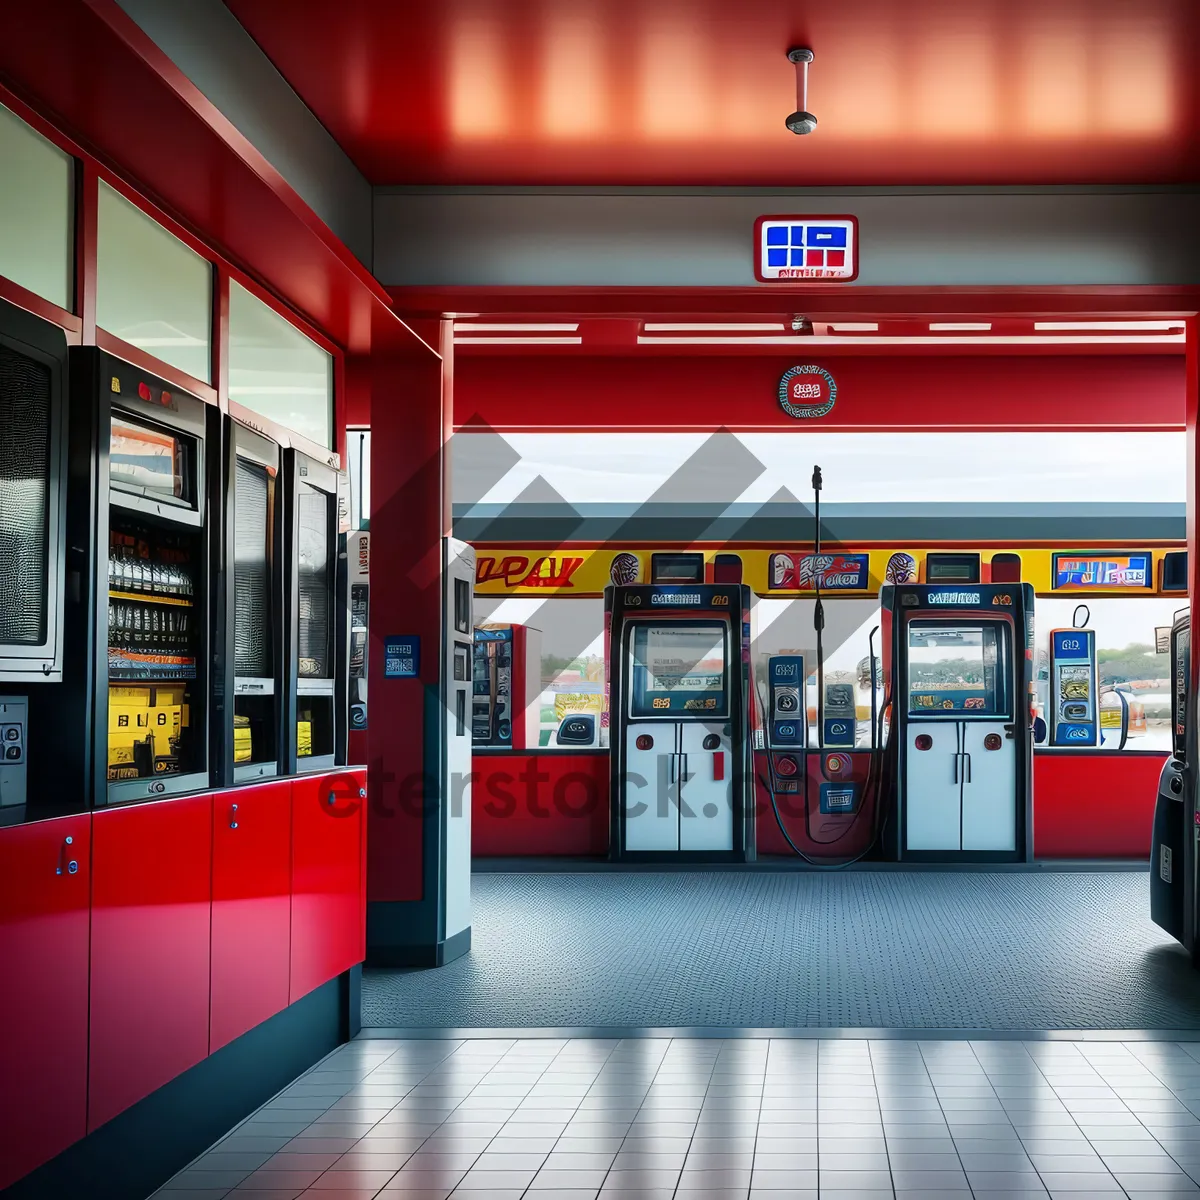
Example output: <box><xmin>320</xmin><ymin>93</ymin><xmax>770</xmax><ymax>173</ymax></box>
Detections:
<box><xmin>67</xmin><ymin>349</ymin><xmax>217</xmax><ymax>806</ymax></box>
<box><xmin>606</xmin><ymin>582</ymin><xmax>753</xmax><ymax>861</ymax></box>
<box><xmin>1047</xmin><ymin>626</ymin><xmax>1098</xmax><ymax>747</ymax></box>
<box><xmin>471</xmin><ymin>623</ymin><xmax>542</xmax><ymax>749</ymax></box>
<box><xmin>880</xmin><ymin>582</ymin><xmax>1036</xmax><ymax>862</ymax></box>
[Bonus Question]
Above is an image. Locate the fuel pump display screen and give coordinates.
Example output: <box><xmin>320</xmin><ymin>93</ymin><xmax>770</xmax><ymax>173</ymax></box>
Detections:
<box><xmin>629</xmin><ymin>623</ymin><xmax>728</xmax><ymax>718</ymax></box>
<box><xmin>907</xmin><ymin>622</ymin><xmax>1011</xmax><ymax>718</ymax></box>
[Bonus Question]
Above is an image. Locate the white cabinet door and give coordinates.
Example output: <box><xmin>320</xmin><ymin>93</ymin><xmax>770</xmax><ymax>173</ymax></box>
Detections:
<box><xmin>623</xmin><ymin>722</ymin><xmax>679</xmax><ymax>851</ymax></box>
<box><xmin>905</xmin><ymin>720</ymin><xmax>962</xmax><ymax>851</ymax></box>
<box><xmin>678</xmin><ymin>721</ymin><xmax>734</xmax><ymax>851</ymax></box>
<box><xmin>960</xmin><ymin>722</ymin><xmax>1018</xmax><ymax>851</ymax></box>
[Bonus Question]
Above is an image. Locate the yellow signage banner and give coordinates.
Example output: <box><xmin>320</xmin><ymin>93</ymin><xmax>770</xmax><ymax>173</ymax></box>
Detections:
<box><xmin>472</xmin><ymin>546</ymin><xmax>1181</xmax><ymax>599</ymax></box>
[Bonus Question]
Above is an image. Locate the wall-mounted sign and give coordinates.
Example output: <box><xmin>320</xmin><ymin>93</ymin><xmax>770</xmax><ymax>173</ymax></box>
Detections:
<box><xmin>768</xmin><ymin>552</ymin><xmax>869</xmax><ymax>591</ymax></box>
<box><xmin>779</xmin><ymin>365</ymin><xmax>836</xmax><ymax>419</ymax></box>
<box><xmin>754</xmin><ymin>215</ymin><xmax>858</xmax><ymax>282</ymax></box>
<box><xmin>383</xmin><ymin>636</ymin><xmax>420</xmax><ymax>678</ymax></box>
<box><xmin>476</xmin><ymin>553</ymin><xmax>586</xmax><ymax>589</ymax></box>
<box><xmin>1052</xmin><ymin>553</ymin><xmax>1153</xmax><ymax>591</ymax></box>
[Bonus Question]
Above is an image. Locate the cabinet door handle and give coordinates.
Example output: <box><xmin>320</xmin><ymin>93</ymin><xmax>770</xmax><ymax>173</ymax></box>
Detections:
<box><xmin>952</xmin><ymin>753</ymin><xmax>959</xmax><ymax>785</ymax></box>
<box><xmin>229</xmin><ymin>802</ymin><xmax>239</xmax><ymax>830</ymax></box>
<box><xmin>56</xmin><ymin>834</ymin><xmax>78</xmax><ymax>876</ymax></box>
<box><xmin>963</xmin><ymin>752</ymin><xmax>972</xmax><ymax>784</ymax></box>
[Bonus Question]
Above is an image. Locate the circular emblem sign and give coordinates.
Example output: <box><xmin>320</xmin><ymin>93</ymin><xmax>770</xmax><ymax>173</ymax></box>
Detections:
<box><xmin>779</xmin><ymin>365</ymin><xmax>836</xmax><ymax>419</ymax></box>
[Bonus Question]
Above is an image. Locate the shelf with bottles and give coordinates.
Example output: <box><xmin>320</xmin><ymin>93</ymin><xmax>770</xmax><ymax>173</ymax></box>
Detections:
<box><xmin>107</xmin><ymin>524</ymin><xmax>197</xmax><ymax>603</ymax></box>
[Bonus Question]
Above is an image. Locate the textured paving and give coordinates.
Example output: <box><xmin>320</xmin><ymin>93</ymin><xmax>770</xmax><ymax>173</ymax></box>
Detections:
<box><xmin>362</xmin><ymin>871</ymin><xmax>1200</xmax><ymax>1030</ymax></box>
<box><xmin>157</xmin><ymin>1034</ymin><xmax>1200</xmax><ymax>1198</ymax></box>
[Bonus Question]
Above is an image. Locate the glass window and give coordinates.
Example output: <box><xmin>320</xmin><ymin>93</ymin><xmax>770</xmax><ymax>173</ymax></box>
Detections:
<box><xmin>475</xmin><ymin>595</ymin><xmax>606</xmax><ymax>748</ymax></box>
<box><xmin>1035</xmin><ymin>596</ymin><xmax>1182</xmax><ymax>752</ymax></box>
<box><xmin>753</xmin><ymin>597</ymin><xmax>883</xmax><ymax>748</ymax></box>
<box><xmin>0</xmin><ymin>103</ymin><xmax>73</xmax><ymax>310</ymax></box>
<box><xmin>629</xmin><ymin>623</ymin><xmax>728</xmax><ymax>719</ymax></box>
<box><xmin>96</xmin><ymin>183</ymin><xmax>212</xmax><ymax>382</ymax></box>
<box><xmin>228</xmin><ymin>281</ymin><xmax>332</xmax><ymax>449</ymax></box>
<box><xmin>296</xmin><ymin>484</ymin><xmax>332</xmax><ymax>678</ymax></box>
<box><xmin>347</xmin><ymin>428</ymin><xmax>370</xmax><ymax>529</ymax></box>
<box><xmin>0</xmin><ymin>342</ymin><xmax>52</xmax><ymax>645</ymax></box>
<box><xmin>233</xmin><ymin>458</ymin><xmax>274</xmax><ymax>679</ymax></box>
<box><xmin>907</xmin><ymin>622</ymin><xmax>1011</xmax><ymax>719</ymax></box>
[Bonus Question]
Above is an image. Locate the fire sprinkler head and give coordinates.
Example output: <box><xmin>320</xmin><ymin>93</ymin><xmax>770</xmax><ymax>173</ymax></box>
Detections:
<box><xmin>786</xmin><ymin>47</ymin><xmax>817</xmax><ymax>134</ymax></box>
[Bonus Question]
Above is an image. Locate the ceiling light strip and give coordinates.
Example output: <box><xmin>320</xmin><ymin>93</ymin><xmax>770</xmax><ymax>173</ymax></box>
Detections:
<box><xmin>635</xmin><ymin>334</ymin><xmax>1185</xmax><ymax>346</ymax></box>
<box><xmin>1033</xmin><ymin>321</ymin><xmax>1182</xmax><ymax>332</ymax></box>
<box><xmin>642</xmin><ymin>322</ymin><xmax>787</xmax><ymax>332</ymax></box>
<box><xmin>929</xmin><ymin>322</ymin><xmax>993</xmax><ymax>331</ymax></box>
<box><xmin>452</xmin><ymin>323</ymin><xmax>581</xmax><ymax>332</ymax></box>
<box><xmin>453</xmin><ymin>336</ymin><xmax>585</xmax><ymax>345</ymax></box>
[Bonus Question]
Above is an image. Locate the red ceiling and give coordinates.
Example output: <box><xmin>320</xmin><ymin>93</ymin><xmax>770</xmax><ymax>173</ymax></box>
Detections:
<box><xmin>227</xmin><ymin>0</ymin><xmax>1200</xmax><ymax>186</ymax></box>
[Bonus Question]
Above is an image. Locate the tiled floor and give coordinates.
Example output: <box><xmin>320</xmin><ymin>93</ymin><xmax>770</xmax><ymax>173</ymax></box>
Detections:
<box><xmin>361</xmin><ymin>871</ymin><xmax>1198</xmax><ymax>1029</ymax></box>
<box><xmin>156</xmin><ymin>1034</ymin><xmax>1200</xmax><ymax>1199</ymax></box>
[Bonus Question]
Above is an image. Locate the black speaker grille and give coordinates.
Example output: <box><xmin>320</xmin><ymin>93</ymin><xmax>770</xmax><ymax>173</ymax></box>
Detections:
<box><xmin>296</xmin><ymin>485</ymin><xmax>330</xmax><ymax>678</ymax></box>
<box><xmin>0</xmin><ymin>343</ymin><xmax>51</xmax><ymax>646</ymax></box>
<box><xmin>233</xmin><ymin>457</ymin><xmax>272</xmax><ymax>678</ymax></box>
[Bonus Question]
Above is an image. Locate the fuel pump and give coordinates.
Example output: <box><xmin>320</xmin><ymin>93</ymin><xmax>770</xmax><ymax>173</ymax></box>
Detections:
<box><xmin>755</xmin><ymin>464</ymin><xmax>889</xmax><ymax>866</ymax></box>
<box><xmin>765</xmin><ymin>654</ymin><xmax>806</xmax><ymax>794</ymax></box>
<box><xmin>1048</xmin><ymin>605</ymin><xmax>1098</xmax><ymax>747</ymax></box>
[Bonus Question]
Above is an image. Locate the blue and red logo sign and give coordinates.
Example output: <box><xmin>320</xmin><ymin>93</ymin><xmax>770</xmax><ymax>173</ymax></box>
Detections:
<box><xmin>779</xmin><ymin>365</ymin><xmax>836</xmax><ymax>419</ymax></box>
<box><xmin>755</xmin><ymin>215</ymin><xmax>858</xmax><ymax>282</ymax></box>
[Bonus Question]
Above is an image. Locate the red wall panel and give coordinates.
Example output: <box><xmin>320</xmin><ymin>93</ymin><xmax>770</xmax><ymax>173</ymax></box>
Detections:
<box><xmin>472</xmin><ymin>754</ymin><xmax>610</xmax><ymax>856</ymax></box>
<box><xmin>210</xmin><ymin>781</ymin><xmax>293</xmax><ymax>1053</ymax></box>
<box><xmin>89</xmin><ymin>795</ymin><xmax>213</xmax><ymax>1131</ymax></box>
<box><xmin>0</xmin><ymin>815</ymin><xmax>91</xmax><ymax>1189</ymax></box>
<box><xmin>456</xmin><ymin>354</ymin><xmax>1185</xmax><ymax>433</ymax></box>
<box><xmin>754</xmin><ymin>751</ymin><xmax>879</xmax><ymax>859</ymax></box>
<box><xmin>1033</xmin><ymin>751</ymin><xmax>1165</xmax><ymax>859</ymax></box>
<box><xmin>470</xmin><ymin>750</ymin><xmax>1161</xmax><ymax>860</ymax></box>
<box><xmin>292</xmin><ymin>771</ymin><xmax>365</xmax><ymax>1001</ymax></box>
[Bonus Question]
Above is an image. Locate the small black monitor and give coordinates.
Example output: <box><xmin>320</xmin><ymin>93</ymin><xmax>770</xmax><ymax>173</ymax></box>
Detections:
<box><xmin>924</xmin><ymin>553</ymin><xmax>981</xmax><ymax>584</ymax></box>
<box><xmin>1162</xmin><ymin>551</ymin><xmax>1187</xmax><ymax>594</ymax></box>
<box><xmin>650</xmin><ymin>552</ymin><xmax>704</xmax><ymax>583</ymax></box>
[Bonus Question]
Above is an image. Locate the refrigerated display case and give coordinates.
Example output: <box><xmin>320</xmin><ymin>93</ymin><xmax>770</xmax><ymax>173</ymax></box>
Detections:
<box><xmin>283</xmin><ymin>442</ymin><xmax>349</xmax><ymax>774</ymax></box>
<box><xmin>72</xmin><ymin>349</ymin><xmax>217</xmax><ymax>806</ymax></box>
<box><xmin>0</xmin><ymin>297</ymin><xmax>68</xmax><ymax>683</ymax></box>
<box><xmin>219</xmin><ymin>403</ymin><xmax>286</xmax><ymax>783</ymax></box>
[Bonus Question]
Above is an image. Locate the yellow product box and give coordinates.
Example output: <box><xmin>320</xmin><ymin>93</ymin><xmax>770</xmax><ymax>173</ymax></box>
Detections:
<box><xmin>147</xmin><ymin>703</ymin><xmax>183</xmax><ymax>743</ymax></box>
<box><xmin>233</xmin><ymin>715</ymin><xmax>252</xmax><ymax>764</ymax></box>
<box><xmin>297</xmin><ymin>719</ymin><xmax>312</xmax><ymax>758</ymax></box>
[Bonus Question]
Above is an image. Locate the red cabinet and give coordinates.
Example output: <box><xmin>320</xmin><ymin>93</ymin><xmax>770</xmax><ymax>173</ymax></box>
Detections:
<box><xmin>210</xmin><ymin>781</ymin><xmax>293</xmax><ymax>1052</ymax></box>
<box><xmin>89</xmin><ymin>794</ymin><xmax>213</xmax><ymax>1131</ymax></box>
<box><xmin>291</xmin><ymin>770</ymin><xmax>364</xmax><ymax>1002</ymax></box>
<box><xmin>0</xmin><ymin>815</ymin><xmax>91</xmax><ymax>1189</ymax></box>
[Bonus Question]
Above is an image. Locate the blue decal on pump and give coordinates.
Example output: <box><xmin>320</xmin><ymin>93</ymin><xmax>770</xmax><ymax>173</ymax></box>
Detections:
<box><xmin>1055</xmin><ymin>723</ymin><xmax>1094</xmax><ymax>744</ymax></box>
<box><xmin>384</xmin><ymin>636</ymin><xmax>420</xmax><ymax>678</ymax></box>
<box><xmin>1053</xmin><ymin>630</ymin><xmax>1092</xmax><ymax>659</ymax></box>
<box><xmin>819</xmin><ymin>782</ymin><xmax>860</xmax><ymax>814</ymax></box>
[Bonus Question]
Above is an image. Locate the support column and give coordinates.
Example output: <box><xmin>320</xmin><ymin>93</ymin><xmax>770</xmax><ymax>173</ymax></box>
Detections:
<box><xmin>362</xmin><ymin>320</ymin><xmax>467</xmax><ymax>966</ymax></box>
<box><xmin>1185</xmin><ymin>314</ymin><xmax>1198</xmax><ymax>959</ymax></box>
